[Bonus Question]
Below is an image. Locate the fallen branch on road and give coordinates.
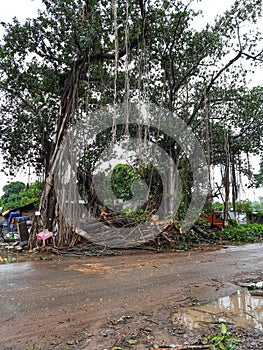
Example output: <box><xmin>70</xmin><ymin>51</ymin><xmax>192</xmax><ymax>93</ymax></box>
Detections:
<box><xmin>150</xmin><ymin>345</ymin><xmax>211</xmax><ymax>350</ymax></box>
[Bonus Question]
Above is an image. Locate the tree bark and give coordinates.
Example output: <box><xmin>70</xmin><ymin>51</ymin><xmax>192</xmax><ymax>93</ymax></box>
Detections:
<box><xmin>29</xmin><ymin>57</ymin><xmax>86</xmax><ymax>247</ymax></box>
<box><xmin>223</xmin><ymin>131</ymin><xmax>230</xmax><ymax>228</ymax></box>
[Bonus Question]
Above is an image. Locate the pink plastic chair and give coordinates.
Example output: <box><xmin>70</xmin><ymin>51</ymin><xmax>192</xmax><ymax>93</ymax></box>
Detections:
<box><xmin>36</xmin><ymin>230</ymin><xmax>55</xmax><ymax>247</ymax></box>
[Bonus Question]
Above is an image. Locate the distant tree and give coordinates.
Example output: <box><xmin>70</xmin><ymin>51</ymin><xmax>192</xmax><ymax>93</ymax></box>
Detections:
<box><xmin>259</xmin><ymin>197</ymin><xmax>263</xmax><ymax>209</ymax></box>
<box><xmin>2</xmin><ymin>181</ymin><xmax>25</xmax><ymax>198</ymax></box>
<box><xmin>212</xmin><ymin>202</ymin><xmax>224</xmax><ymax>211</ymax></box>
<box><xmin>1</xmin><ymin>181</ymin><xmax>25</xmax><ymax>210</ymax></box>
<box><xmin>0</xmin><ymin>181</ymin><xmax>43</xmax><ymax>210</ymax></box>
<box><xmin>251</xmin><ymin>200</ymin><xmax>263</xmax><ymax>211</ymax></box>
<box><xmin>235</xmin><ymin>200</ymin><xmax>253</xmax><ymax>214</ymax></box>
<box><xmin>19</xmin><ymin>181</ymin><xmax>43</xmax><ymax>208</ymax></box>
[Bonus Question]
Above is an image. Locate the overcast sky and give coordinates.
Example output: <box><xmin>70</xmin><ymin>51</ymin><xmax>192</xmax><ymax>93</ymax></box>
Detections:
<box><xmin>0</xmin><ymin>0</ymin><xmax>262</xmax><ymax>200</ymax></box>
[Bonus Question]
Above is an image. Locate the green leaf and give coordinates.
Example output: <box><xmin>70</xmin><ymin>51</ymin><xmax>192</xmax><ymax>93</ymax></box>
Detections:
<box><xmin>80</xmin><ymin>330</ymin><xmax>88</xmax><ymax>337</ymax></box>
<box><xmin>144</xmin><ymin>327</ymin><xmax>153</xmax><ymax>332</ymax></box>
<box><xmin>211</xmin><ymin>334</ymin><xmax>223</xmax><ymax>342</ymax></box>
<box><xmin>219</xmin><ymin>341</ymin><xmax>226</xmax><ymax>350</ymax></box>
<box><xmin>225</xmin><ymin>334</ymin><xmax>234</xmax><ymax>341</ymax></box>
<box><xmin>226</xmin><ymin>345</ymin><xmax>236</xmax><ymax>350</ymax></box>
<box><xmin>202</xmin><ymin>336</ymin><xmax>209</xmax><ymax>343</ymax></box>
<box><xmin>128</xmin><ymin>339</ymin><xmax>137</xmax><ymax>345</ymax></box>
<box><xmin>221</xmin><ymin>323</ymin><xmax>227</xmax><ymax>335</ymax></box>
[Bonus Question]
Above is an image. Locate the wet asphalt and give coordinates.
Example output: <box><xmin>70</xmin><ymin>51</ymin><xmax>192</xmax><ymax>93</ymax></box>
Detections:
<box><xmin>0</xmin><ymin>243</ymin><xmax>262</xmax><ymax>349</ymax></box>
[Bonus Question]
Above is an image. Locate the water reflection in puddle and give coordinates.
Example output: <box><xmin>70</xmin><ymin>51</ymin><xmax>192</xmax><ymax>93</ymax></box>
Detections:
<box><xmin>173</xmin><ymin>290</ymin><xmax>263</xmax><ymax>330</ymax></box>
<box><xmin>254</xmin><ymin>281</ymin><xmax>263</xmax><ymax>289</ymax></box>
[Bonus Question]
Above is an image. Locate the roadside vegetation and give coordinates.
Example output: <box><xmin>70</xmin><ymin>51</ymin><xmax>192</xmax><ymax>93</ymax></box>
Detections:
<box><xmin>151</xmin><ymin>222</ymin><xmax>263</xmax><ymax>252</ymax></box>
<box><xmin>0</xmin><ymin>181</ymin><xmax>43</xmax><ymax>211</ymax></box>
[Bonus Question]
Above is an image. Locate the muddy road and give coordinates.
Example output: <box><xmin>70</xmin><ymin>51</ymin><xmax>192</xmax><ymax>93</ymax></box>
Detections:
<box><xmin>0</xmin><ymin>243</ymin><xmax>262</xmax><ymax>349</ymax></box>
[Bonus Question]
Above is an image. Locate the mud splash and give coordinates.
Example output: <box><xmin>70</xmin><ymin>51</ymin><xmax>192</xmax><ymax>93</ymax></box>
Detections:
<box><xmin>173</xmin><ymin>290</ymin><xmax>263</xmax><ymax>331</ymax></box>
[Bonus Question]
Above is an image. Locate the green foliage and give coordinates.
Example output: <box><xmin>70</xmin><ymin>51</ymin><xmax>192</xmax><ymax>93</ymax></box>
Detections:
<box><xmin>2</xmin><ymin>181</ymin><xmax>25</xmax><ymax>197</ymax></box>
<box><xmin>219</xmin><ymin>223</ymin><xmax>263</xmax><ymax>242</ymax></box>
<box><xmin>0</xmin><ymin>181</ymin><xmax>43</xmax><ymax>210</ymax></box>
<box><xmin>247</xmin><ymin>283</ymin><xmax>263</xmax><ymax>291</ymax></box>
<box><xmin>203</xmin><ymin>323</ymin><xmax>240</xmax><ymax>350</ymax></box>
<box><xmin>0</xmin><ymin>0</ymin><xmax>262</xmax><ymax>178</ymax></box>
<box><xmin>212</xmin><ymin>202</ymin><xmax>224</xmax><ymax>211</ymax></box>
<box><xmin>0</xmin><ymin>0</ymin><xmax>146</xmax><ymax>173</ymax></box>
<box><xmin>123</xmin><ymin>208</ymin><xmax>149</xmax><ymax>225</ymax></box>
<box><xmin>252</xmin><ymin>198</ymin><xmax>263</xmax><ymax>211</ymax></box>
<box><xmin>111</xmin><ymin>164</ymin><xmax>141</xmax><ymax>201</ymax></box>
<box><xmin>235</xmin><ymin>200</ymin><xmax>253</xmax><ymax>215</ymax></box>
<box><xmin>202</xmin><ymin>200</ymin><xmax>253</xmax><ymax>219</ymax></box>
<box><xmin>1</xmin><ymin>181</ymin><xmax>26</xmax><ymax>209</ymax></box>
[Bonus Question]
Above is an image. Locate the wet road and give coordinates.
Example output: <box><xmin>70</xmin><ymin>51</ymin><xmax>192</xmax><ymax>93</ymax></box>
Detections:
<box><xmin>0</xmin><ymin>243</ymin><xmax>262</xmax><ymax>349</ymax></box>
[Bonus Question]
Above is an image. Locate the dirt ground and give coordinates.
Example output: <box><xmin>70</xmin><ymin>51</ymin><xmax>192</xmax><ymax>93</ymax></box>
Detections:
<box><xmin>0</xmin><ymin>243</ymin><xmax>262</xmax><ymax>350</ymax></box>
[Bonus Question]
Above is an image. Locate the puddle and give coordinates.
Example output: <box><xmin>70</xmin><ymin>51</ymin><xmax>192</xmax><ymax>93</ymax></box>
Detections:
<box><xmin>172</xmin><ymin>290</ymin><xmax>263</xmax><ymax>331</ymax></box>
<box><xmin>0</xmin><ymin>261</ymin><xmax>35</xmax><ymax>273</ymax></box>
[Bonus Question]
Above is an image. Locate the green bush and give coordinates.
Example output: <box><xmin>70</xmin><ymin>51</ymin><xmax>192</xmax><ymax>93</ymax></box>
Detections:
<box><xmin>0</xmin><ymin>181</ymin><xmax>43</xmax><ymax>211</ymax></box>
<box><xmin>219</xmin><ymin>223</ymin><xmax>263</xmax><ymax>242</ymax></box>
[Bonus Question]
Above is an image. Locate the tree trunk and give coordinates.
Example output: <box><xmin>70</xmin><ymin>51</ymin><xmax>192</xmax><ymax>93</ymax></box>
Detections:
<box><xmin>29</xmin><ymin>58</ymin><xmax>86</xmax><ymax>248</ymax></box>
<box><xmin>223</xmin><ymin>131</ymin><xmax>230</xmax><ymax>228</ymax></box>
<box><xmin>231</xmin><ymin>152</ymin><xmax>238</xmax><ymax>221</ymax></box>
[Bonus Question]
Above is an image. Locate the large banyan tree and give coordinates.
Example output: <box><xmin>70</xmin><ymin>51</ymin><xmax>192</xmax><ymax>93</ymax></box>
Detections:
<box><xmin>0</xmin><ymin>0</ymin><xmax>262</xmax><ymax>247</ymax></box>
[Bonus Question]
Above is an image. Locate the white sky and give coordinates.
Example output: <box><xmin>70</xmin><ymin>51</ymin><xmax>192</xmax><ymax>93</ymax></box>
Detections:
<box><xmin>0</xmin><ymin>0</ymin><xmax>262</xmax><ymax>201</ymax></box>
